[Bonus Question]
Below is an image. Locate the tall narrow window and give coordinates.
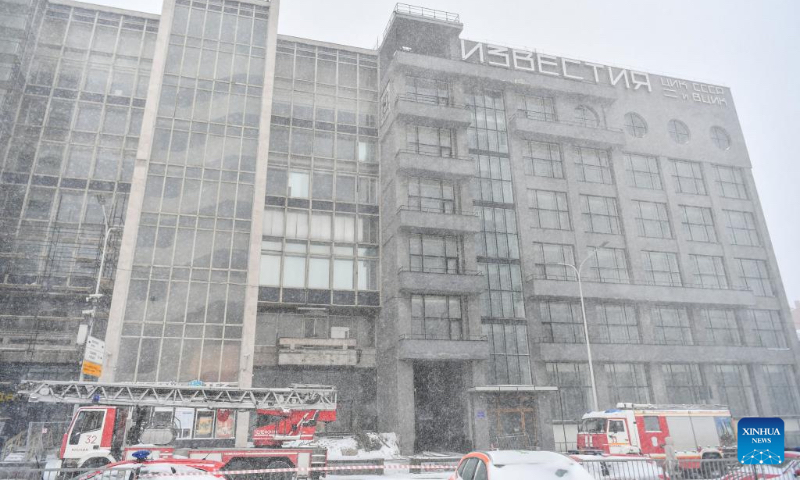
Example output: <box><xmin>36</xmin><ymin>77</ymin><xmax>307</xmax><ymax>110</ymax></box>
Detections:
<box><xmin>523</xmin><ymin>95</ymin><xmax>556</xmax><ymax>122</ymax></box>
<box><xmin>574</xmin><ymin>146</ymin><xmax>613</xmax><ymax>184</ymax></box>
<box><xmin>642</xmin><ymin>251</ymin><xmax>682</xmax><ymax>287</ymax></box>
<box><xmin>670</xmin><ymin>159</ymin><xmax>706</xmax><ymax>195</ymax></box>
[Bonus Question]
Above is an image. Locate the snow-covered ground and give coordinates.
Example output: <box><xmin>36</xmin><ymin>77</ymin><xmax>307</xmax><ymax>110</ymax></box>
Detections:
<box><xmin>328</xmin><ymin>472</ymin><xmax>450</xmax><ymax>480</ymax></box>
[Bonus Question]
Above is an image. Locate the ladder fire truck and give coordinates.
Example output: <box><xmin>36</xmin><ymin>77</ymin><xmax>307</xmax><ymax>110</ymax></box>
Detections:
<box><xmin>19</xmin><ymin>381</ymin><xmax>337</xmax><ymax>479</ymax></box>
<box><xmin>577</xmin><ymin>403</ymin><xmax>736</xmax><ymax>473</ymax></box>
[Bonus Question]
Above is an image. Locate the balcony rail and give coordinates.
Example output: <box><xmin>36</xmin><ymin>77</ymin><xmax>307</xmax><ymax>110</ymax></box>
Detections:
<box><xmin>396</xmin><ymin>92</ymin><xmax>460</xmax><ymax>108</ymax></box>
<box><xmin>278</xmin><ymin>337</ymin><xmax>358</xmax><ymax>350</ymax></box>
<box><xmin>396</xmin><ymin>204</ymin><xmax>478</xmax><ymax>217</ymax></box>
<box><xmin>398</xmin><ymin>266</ymin><xmax>483</xmax><ymax>276</ymax></box>
<box><xmin>400</xmin><ymin>334</ymin><xmax>487</xmax><ymax>341</ymax></box>
<box><xmin>395</xmin><ymin>148</ymin><xmax>473</xmax><ymax>162</ymax></box>
<box><xmin>533</xmin><ymin>335</ymin><xmax>787</xmax><ymax>349</ymax></box>
<box><xmin>528</xmin><ymin>273</ymin><xmax>754</xmax><ymax>292</ymax></box>
<box><xmin>0</xmin><ymin>331</ymin><xmax>78</xmax><ymax>348</ymax></box>
<box><xmin>513</xmin><ymin>109</ymin><xmax>624</xmax><ymax>133</ymax></box>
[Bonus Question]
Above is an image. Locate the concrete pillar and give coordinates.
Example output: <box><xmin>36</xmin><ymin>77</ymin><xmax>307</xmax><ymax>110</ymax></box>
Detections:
<box><xmin>649</xmin><ymin>363</ymin><xmax>669</xmax><ymax>404</ymax></box>
<box><xmin>396</xmin><ymin>360</ymin><xmax>416</xmax><ymax>453</ymax></box>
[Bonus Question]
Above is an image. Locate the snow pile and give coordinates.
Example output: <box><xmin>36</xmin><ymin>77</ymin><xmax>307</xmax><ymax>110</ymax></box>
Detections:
<box><xmin>290</xmin><ymin>433</ymin><xmax>401</xmax><ymax>460</ymax></box>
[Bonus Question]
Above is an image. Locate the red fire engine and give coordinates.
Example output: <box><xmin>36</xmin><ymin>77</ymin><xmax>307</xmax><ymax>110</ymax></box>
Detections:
<box><xmin>577</xmin><ymin>403</ymin><xmax>736</xmax><ymax>470</ymax></box>
<box><xmin>20</xmin><ymin>381</ymin><xmax>337</xmax><ymax>479</ymax></box>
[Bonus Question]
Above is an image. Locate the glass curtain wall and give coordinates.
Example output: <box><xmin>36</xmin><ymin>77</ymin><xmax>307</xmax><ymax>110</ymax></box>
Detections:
<box><xmin>117</xmin><ymin>0</ymin><xmax>270</xmax><ymax>382</ymax></box>
<box><xmin>260</xmin><ymin>39</ymin><xmax>379</xmax><ymax>307</ymax></box>
<box><xmin>0</xmin><ymin>3</ymin><xmax>157</xmax><ymax>290</ymax></box>
<box><xmin>466</xmin><ymin>89</ymin><xmax>529</xmax><ymax>385</ymax></box>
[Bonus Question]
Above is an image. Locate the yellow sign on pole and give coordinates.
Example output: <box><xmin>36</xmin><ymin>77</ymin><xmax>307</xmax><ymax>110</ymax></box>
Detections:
<box><xmin>81</xmin><ymin>360</ymin><xmax>102</xmax><ymax>377</ymax></box>
<box><xmin>81</xmin><ymin>336</ymin><xmax>105</xmax><ymax>377</ymax></box>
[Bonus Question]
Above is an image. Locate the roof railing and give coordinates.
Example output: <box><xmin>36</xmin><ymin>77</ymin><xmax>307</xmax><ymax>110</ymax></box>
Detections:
<box><xmin>379</xmin><ymin>3</ymin><xmax>461</xmax><ymax>48</ymax></box>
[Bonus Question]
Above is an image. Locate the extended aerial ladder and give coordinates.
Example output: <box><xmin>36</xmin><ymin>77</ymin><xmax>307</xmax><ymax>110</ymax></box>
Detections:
<box><xmin>18</xmin><ymin>381</ymin><xmax>338</xmax><ymax>478</ymax></box>
<box><xmin>20</xmin><ymin>381</ymin><xmax>337</xmax><ymax>410</ymax></box>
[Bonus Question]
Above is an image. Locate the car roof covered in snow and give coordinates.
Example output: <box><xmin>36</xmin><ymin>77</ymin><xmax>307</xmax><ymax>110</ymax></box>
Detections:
<box><xmin>486</xmin><ymin>450</ymin><xmax>575</xmax><ymax>466</ymax></box>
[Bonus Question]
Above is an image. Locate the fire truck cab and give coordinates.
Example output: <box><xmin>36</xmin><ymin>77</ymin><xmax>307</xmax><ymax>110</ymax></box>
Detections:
<box><xmin>577</xmin><ymin>403</ymin><xmax>736</xmax><ymax>461</ymax></box>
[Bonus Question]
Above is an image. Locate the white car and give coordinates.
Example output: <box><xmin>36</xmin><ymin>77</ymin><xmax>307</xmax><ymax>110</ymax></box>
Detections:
<box><xmin>449</xmin><ymin>450</ymin><xmax>595</xmax><ymax>480</ymax></box>
<box><xmin>76</xmin><ymin>458</ymin><xmax>226</xmax><ymax>480</ymax></box>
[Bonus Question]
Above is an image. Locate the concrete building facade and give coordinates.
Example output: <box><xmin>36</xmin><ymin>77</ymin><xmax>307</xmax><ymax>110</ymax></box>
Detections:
<box><xmin>2</xmin><ymin>1</ymin><xmax>800</xmax><ymax>453</ymax></box>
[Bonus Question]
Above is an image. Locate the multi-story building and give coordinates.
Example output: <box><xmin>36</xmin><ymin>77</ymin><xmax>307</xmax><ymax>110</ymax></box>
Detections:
<box><xmin>1</xmin><ymin>0</ymin><xmax>799</xmax><ymax>453</ymax></box>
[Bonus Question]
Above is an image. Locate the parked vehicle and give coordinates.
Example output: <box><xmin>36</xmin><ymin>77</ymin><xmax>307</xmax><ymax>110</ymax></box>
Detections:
<box><xmin>77</xmin><ymin>454</ymin><xmax>225</xmax><ymax>480</ymax></box>
<box><xmin>449</xmin><ymin>450</ymin><xmax>595</xmax><ymax>480</ymax></box>
<box><xmin>577</xmin><ymin>402</ymin><xmax>735</xmax><ymax>477</ymax></box>
<box><xmin>19</xmin><ymin>381</ymin><xmax>335</xmax><ymax>479</ymax></box>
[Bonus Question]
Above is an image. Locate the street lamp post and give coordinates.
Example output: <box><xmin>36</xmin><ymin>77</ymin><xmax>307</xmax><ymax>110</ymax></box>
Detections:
<box><xmin>545</xmin><ymin>241</ymin><xmax>608</xmax><ymax>412</ymax></box>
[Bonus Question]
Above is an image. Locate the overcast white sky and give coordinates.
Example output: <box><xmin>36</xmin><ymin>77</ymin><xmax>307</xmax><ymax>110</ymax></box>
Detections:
<box><xmin>94</xmin><ymin>0</ymin><xmax>800</xmax><ymax>307</ymax></box>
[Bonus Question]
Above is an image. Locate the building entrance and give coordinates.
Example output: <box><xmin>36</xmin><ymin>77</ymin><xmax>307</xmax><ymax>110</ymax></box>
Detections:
<box><xmin>413</xmin><ymin>361</ymin><xmax>468</xmax><ymax>453</ymax></box>
<box><xmin>486</xmin><ymin>394</ymin><xmax>538</xmax><ymax>449</ymax></box>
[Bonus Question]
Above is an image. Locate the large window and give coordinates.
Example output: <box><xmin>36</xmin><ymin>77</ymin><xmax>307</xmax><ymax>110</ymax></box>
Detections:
<box><xmin>633</xmin><ymin>201</ymin><xmax>671</xmax><ymax>238</ymax></box>
<box><xmin>742</xmin><ymin>310</ymin><xmax>786</xmax><ymax>348</ymax></box>
<box><xmin>530</xmin><ymin>243</ymin><xmax>576</xmax><ymax>281</ymax></box>
<box><xmin>405</xmin><ymin>76</ymin><xmax>451</xmax><ymax>105</ymax></box>
<box><xmin>485</xmin><ymin>323</ymin><xmax>531</xmax><ymax>385</ymax></box>
<box><xmin>623</xmin><ymin>113</ymin><xmax>648</xmax><ymax>138</ymax></box>
<box><xmin>763</xmin><ymin>366</ymin><xmax>800</xmax><ymax>415</ymax></box>
<box><xmin>670</xmin><ymin>159</ymin><xmax>706</xmax><ymax>195</ymax></box>
<box><xmin>667</xmin><ymin>120</ymin><xmax>691</xmax><ymax>144</ymax></box>
<box><xmin>528</xmin><ymin>190</ymin><xmax>571</xmax><ymax>231</ymax></box>
<box><xmin>723</xmin><ymin>210</ymin><xmax>760</xmax><ymax>246</ymax></box>
<box><xmin>411</xmin><ymin>294</ymin><xmax>463</xmax><ymax>340</ymax></box>
<box><xmin>475</xmin><ymin>155</ymin><xmax>514</xmax><ymax>204</ymax></box>
<box><xmin>688</xmin><ymin>254</ymin><xmax>728</xmax><ymax>289</ymax></box>
<box><xmin>714</xmin><ymin>165</ymin><xmax>747</xmax><ymax>199</ymax></box>
<box><xmin>697</xmin><ymin>309</ymin><xmax>741</xmax><ymax>346</ymax></box>
<box><xmin>574</xmin><ymin>146</ymin><xmax>613</xmax><ymax>184</ymax></box>
<box><xmin>523</xmin><ymin>95</ymin><xmax>556</xmax><ymax>122</ymax></box>
<box><xmin>581</xmin><ymin>195</ymin><xmax>621</xmax><ymax>235</ymax></box>
<box><xmin>679</xmin><ymin>205</ymin><xmax>717</xmax><ymax>242</ymax></box>
<box><xmin>586</xmin><ymin>247</ymin><xmax>630</xmax><ymax>284</ymax></box>
<box><xmin>538</xmin><ymin>301</ymin><xmax>582</xmax><ymax>343</ymax></box>
<box><xmin>547</xmin><ymin>363</ymin><xmax>591</xmax><ymax>420</ymax></box>
<box><xmin>475</xmin><ymin>207</ymin><xmax>519</xmax><ymax>260</ymax></box>
<box><xmin>624</xmin><ymin>153</ymin><xmax>662</xmax><ymax>189</ymax></box>
<box><xmin>593</xmin><ymin>304</ymin><xmax>640</xmax><ymax>344</ymax></box>
<box><xmin>710</xmin><ymin>126</ymin><xmax>731</xmax><ymax>151</ymax></box>
<box><xmin>574</xmin><ymin>105</ymin><xmax>599</xmax><ymax>128</ymax></box>
<box><xmin>713</xmin><ymin>365</ymin><xmax>751</xmax><ymax>417</ymax></box>
<box><xmin>735</xmin><ymin>258</ymin><xmax>773</xmax><ymax>296</ymax></box>
<box><xmin>605</xmin><ymin>364</ymin><xmax>650</xmax><ymax>404</ymax></box>
<box><xmin>652</xmin><ymin>306</ymin><xmax>693</xmax><ymax>346</ymax></box>
<box><xmin>480</xmin><ymin>263</ymin><xmax>525</xmax><ymax>319</ymax></box>
<box><xmin>466</xmin><ymin>90</ymin><xmax>508</xmax><ymax>154</ymax></box>
<box><xmin>662</xmin><ymin>364</ymin><xmax>707</xmax><ymax>404</ymax></box>
<box><xmin>409</xmin><ymin>234</ymin><xmax>460</xmax><ymax>274</ymax></box>
<box><xmin>523</xmin><ymin>141</ymin><xmax>562</xmax><ymax>178</ymax></box>
<box><xmin>406</xmin><ymin>125</ymin><xmax>453</xmax><ymax>157</ymax></box>
<box><xmin>642</xmin><ymin>251</ymin><xmax>682</xmax><ymax>287</ymax></box>
<box><xmin>407</xmin><ymin>177</ymin><xmax>456</xmax><ymax>213</ymax></box>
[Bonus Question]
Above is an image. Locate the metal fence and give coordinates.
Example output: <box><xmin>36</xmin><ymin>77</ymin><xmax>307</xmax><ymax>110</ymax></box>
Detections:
<box><xmin>0</xmin><ymin>456</ymin><xmax>793</xmax><ymax>480</ymax></box>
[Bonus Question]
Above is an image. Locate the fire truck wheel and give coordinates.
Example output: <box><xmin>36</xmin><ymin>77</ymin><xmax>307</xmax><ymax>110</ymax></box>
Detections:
<box><xmin>264</xmin><ymin>460</ymin><xmax>294</xmax><ymax>480</ymax></box>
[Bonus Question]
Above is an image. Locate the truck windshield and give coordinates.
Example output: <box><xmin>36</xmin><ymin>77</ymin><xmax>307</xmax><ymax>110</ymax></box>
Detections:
<box><xmin>580</xmin><ymin>418</ymin><xmax>605</xmax><ymax>433</ymax></box>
